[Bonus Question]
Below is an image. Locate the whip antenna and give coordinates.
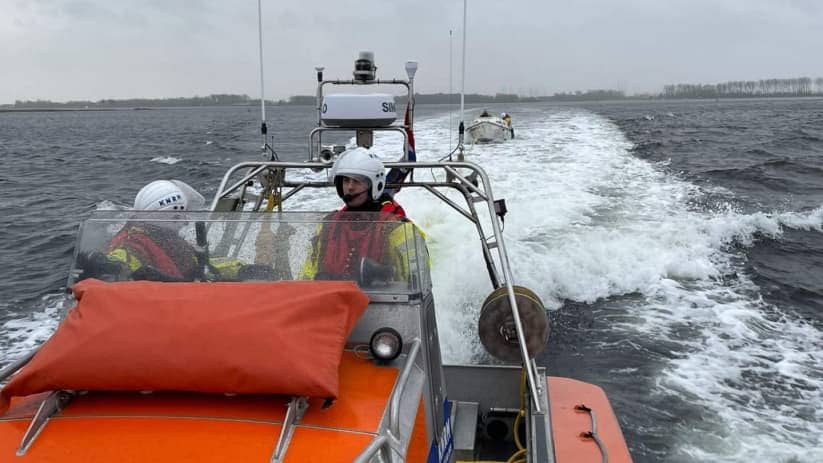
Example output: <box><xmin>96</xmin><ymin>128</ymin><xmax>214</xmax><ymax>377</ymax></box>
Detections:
<box><xmin>458</xmin><ymin>0</ymin><xmax>467</xmax><ymax>160</ymax></box>
<box><xmin>257</xmin><ymin>0</ymin><xmax>277</xmax><ymax>160</ymax></box>
<box><xmin>449</xmin><ymin>29</ymin><xmax>453</xmax><ymax>152</ymax></box>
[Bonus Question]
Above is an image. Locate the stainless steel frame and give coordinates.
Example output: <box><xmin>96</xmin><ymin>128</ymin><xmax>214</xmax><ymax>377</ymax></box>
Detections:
<box><xmin>211</xmin><ymin>160</ymin><xmax>545</xmax><ymax>415</ymax></box>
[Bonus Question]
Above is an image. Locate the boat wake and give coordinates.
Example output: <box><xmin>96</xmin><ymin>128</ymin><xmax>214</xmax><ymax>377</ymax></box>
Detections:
<box><xmin>396</xmin><ymin>107</ymin><xmax>822</xmax><ymax>462</ymax></box>
<box><xmin>1</xmin><ymin>105</ymin><xmax>821</xmax><ymax>462</ymax></box>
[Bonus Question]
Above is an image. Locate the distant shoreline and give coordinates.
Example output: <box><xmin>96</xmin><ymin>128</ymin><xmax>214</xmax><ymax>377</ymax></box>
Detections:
<box><xmin>0</xmin><ymin>106</ymin><xmax>203</xmax><ymax>113</ymax></box>
<box><xmin>5</xmin><ymin>76</ymin><xmax>822</xmax><ymax>110</ymax></box>
<box><xmin>3</xmin><ymin>95</ymin><xmax>823</xmax><ymax>114</ymax></box>
<box><xmin>0</xmin><ymin>107</ymin><xmax>122</xmax><ymax>113</ymax></box>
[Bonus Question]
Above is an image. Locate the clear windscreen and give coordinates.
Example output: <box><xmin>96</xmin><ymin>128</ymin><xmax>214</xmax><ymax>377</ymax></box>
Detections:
<box><xmin>69</xmin><ymin>211</ymin><xmax>430</xmax><ymax>295</ymax></box>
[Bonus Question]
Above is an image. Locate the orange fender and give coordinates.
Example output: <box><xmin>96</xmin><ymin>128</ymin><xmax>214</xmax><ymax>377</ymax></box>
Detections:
<box><xmin>548</xmin><ymin>377</ymin><xmax>633</xmax><ymax>463</ymax></box>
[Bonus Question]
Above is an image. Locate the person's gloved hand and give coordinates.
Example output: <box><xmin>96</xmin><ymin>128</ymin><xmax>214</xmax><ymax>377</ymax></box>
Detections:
<box><xmin>131</xmin><ymin>265</ymin><xmax>185</xmax><ymax>282</ymax></box>
<box><xmin>236</xmin><ymin>264</ymin><xmax>276</xmax><ymax>281</ymax></box>
<box><xmin>76</xmin><ymin>251</ymin><xmax>127</xmax><ymax>282</ymax></box>
<box><xmin>314</xmin><ymin>271</ymin><xmax>334</xmax><ymax>281</ymax></box>
<box><xmin>358</xmin><ymin>258</ymin><xmax>394</xmax><ymax>286</ymax></box>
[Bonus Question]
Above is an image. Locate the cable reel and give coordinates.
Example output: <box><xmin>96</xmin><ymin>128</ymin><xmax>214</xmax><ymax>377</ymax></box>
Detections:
<box><xmin>478</xmin><ymin>286</ymin><xmax>549</xmax><ymax>363</ymax></box>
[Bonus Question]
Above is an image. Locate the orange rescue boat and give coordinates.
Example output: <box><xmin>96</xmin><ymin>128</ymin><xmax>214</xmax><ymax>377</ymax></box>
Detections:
<box><xmin>0</xmin><ymin>53</ymin><xmax>632</xmax><ymax>463</ymax></box>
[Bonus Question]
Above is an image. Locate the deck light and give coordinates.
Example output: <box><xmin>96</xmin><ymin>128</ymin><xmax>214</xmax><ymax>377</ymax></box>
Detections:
<box><xmin>369</xmin><ymin>327</ymin><xmax>403</xmax><ymax>362</ymax></box>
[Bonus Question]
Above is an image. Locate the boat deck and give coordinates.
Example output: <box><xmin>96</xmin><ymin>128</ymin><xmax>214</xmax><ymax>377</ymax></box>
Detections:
<box><xmin>0</xmin><ymin>353</ymin><xmax>429</xmax><ymax>462</ymax></box>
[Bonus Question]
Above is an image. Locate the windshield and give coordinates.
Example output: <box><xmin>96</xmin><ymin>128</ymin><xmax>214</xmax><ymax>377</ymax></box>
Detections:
<box><xmin>69</xmin><ymin>211</ymin><xmax>430</xmax><ymax>296</ymax></box>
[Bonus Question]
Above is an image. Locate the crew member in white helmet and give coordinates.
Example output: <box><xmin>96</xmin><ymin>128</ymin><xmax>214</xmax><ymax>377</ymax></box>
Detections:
<box><xmin>101</xmin><ymin>180</ymin><xmax>209</xmax><ymax>281</ymax></box>
<box><xmin>132</xmin><ymin>179</ymin><xmax>206</xmax><ymax>213</ymax></box>
<box><xmin>298</xmin><ymin>147</ymin><xmax>427</xmax><ymax>285</ymax></box>
<box><xmin>75</xmin><ymin>180</ymin><xmax>252</xmax><ymax>282</ymax></box>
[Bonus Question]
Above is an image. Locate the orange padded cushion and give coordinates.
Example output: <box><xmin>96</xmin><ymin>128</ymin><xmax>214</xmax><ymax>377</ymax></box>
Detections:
<box><xmin>0</xmin><ymin>279</ymin><xmax>369</xmax><ymax>414</ymax></box>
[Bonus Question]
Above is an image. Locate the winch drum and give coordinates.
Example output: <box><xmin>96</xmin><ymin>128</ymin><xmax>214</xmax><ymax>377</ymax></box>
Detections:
<box><xmin>478</xmin><ymin>286</ymin><xmax>549</xmax><ymax>362</ymax></box>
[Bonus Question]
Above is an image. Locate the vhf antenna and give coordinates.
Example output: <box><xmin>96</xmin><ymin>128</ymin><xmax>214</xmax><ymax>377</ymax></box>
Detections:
<box><xmin>257</xmin><ymin>0</ymin><xmax>277</xmax><ymax>160</ymax></box>
<box><xmin>457</xmin><ymin>0</ymin><xmax>467</xmax><ymax>161</ymax></box>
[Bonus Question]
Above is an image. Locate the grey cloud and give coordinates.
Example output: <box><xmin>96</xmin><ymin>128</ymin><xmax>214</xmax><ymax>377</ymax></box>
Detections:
<box><xmin>2</xmin><ymin>0</ymin><xmax>822</xmax><ymax>103</ymax></box>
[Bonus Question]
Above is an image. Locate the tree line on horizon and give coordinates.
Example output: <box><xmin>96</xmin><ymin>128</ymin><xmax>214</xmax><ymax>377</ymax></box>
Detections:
<box><xmin>7</xmin><ymin>94</ymin><xmax>254</xmax><ymax>109</ymax></box>
<box><xmin>663</xmin><ymin>77</ymin><xmax>823</xmax><ymax>99</ymax></box>
<box><xmin>5</xmin><ymin>76</ymin><xmax>823</xmax><ymax>109</ymax></box>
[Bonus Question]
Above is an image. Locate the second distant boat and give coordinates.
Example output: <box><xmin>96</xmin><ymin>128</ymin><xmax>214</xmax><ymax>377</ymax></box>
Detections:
<box><xmin>466</xmin><ymin>109</ymin><xmax>514</xmax><ymax>143</ymax></box>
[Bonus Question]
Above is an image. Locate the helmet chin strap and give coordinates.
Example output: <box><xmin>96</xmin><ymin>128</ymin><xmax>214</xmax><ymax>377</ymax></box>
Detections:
<box><xmin>342</xmin><ymin>189</ymin><xmax>369</xmax><ymax>204</ymax></box>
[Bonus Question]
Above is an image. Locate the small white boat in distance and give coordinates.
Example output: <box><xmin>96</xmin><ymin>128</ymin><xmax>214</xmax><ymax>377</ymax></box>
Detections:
<box><xmin>466</xmin><ymin>110</ymin><xmax>513</xmax><ymax>144</ymax></box>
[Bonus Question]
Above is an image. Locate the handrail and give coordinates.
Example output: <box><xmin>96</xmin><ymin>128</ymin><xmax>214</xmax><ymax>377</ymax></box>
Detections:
<box><xmin>308</xmin><ymin>126</ymin><xmax>408</xmax><ymax>161</ymax></box>
<box><xmin>390</xmin><ymin>338</ymin><xmax>421</xmax><ymax>438</ymax></box>
<box><xmin>575</xmin><ymin>404</ymin><xmax>609</xmax><ymax>463</ymax></box>
<box><xmin>353</xmin><ymin>435</ymin><xmax>391</xmax><ymax>463</ymax></box>
<box><xmin>472</xmin><ymin>165</ymin><xmax>544</xmax><ymax>413</ymax></box>
<box><xmin>320</xmin><ymin>79</ymin><xmax>410</xmax><ymax>88</ymax></box>
<box><xmin>350</xmin><ymin>338</ymin><xmax>423</xmax><ymax>463</ymax></box>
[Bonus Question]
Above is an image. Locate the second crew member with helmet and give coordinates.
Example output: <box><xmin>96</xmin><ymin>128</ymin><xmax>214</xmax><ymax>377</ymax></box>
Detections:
<box><xmin>299</xmin><ymin>147</ymin><xmax>424</xmax><ymax>286</ymax></box>
<box><xmin>98</xmin><ymin>180</ymin><xmax>243</xmax><ymax>282</ymax></box>
<box><xmin>103</xmin><ymin>180</ymin><xmax>205</xmax><ymax>281</ymax></box>
<box><xmin>332</xmin><ymin>147</ymin><xmax>404</xmax><ymax>216</ymax></box>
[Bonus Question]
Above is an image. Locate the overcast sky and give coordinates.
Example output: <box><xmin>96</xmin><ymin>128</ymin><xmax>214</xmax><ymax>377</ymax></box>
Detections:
<box><xmin>2</xmin><ymin>0</ymin><xmax>822</xmax><ymax>104</ymax></box>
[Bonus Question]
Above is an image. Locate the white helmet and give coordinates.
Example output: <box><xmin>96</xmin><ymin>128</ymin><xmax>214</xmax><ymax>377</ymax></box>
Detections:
<box><xmin>331</xmin><ymin>147</ymin><xmax>386</xmax><ymax>201</ymax></box>
<box><xmin>133</xmin><ymin>180</ymin><xmax>206</xmax><ymax>211</ymax></box>
<box><xmin>501</xmin><ymin>112</ymin><xmax>508</xmax><ymax>118</ymax></box>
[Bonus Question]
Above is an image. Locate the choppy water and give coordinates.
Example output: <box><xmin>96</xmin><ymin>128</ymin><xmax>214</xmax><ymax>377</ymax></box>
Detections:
<box><xmin>1</xmin><ymin>99</ymin><xmax>822</xmax><ymax>462</ymax></box>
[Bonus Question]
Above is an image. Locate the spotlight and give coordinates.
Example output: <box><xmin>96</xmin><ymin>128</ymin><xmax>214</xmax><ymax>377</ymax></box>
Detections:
<box><xmin>369</xmin><ymin>327</ymin><xmax>403</xmax><ymax>362</ymax></box>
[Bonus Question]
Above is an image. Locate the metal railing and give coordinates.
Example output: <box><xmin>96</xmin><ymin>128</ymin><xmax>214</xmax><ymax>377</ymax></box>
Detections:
<box><xmin>389</xmin><ymin>338</ymin><xmax>422</xmax><ymax>438</ymax></box>
<box><xmin>211</xmin><ymin>160</ymin><xmax>544</xmax><ymax>413</ymax></box>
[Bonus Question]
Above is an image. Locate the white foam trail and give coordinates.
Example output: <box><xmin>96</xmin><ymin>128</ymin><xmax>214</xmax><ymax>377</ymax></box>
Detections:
<box><xmin>150</xmin><ymin>156</ymin><xmax>181</xmax><ymax>165</ymax></box>
<box><xmin>94</xmin><ymin>200</ymin><xmax>128</xmax><ymax>211</ymax></box>
<box><xmin>396</xmin><ymin>107</ymin><xmax>822</xmax><ymax>462</ymax></box>
<box><xmin>776</xmin><ymin>206</ymin><xmax>823</xmax><ymax>232</ymax></box>
<box><xmin>0</xmin><ymin>295</ymin><xmax>66</xmax><ymax>368</ymax></box>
